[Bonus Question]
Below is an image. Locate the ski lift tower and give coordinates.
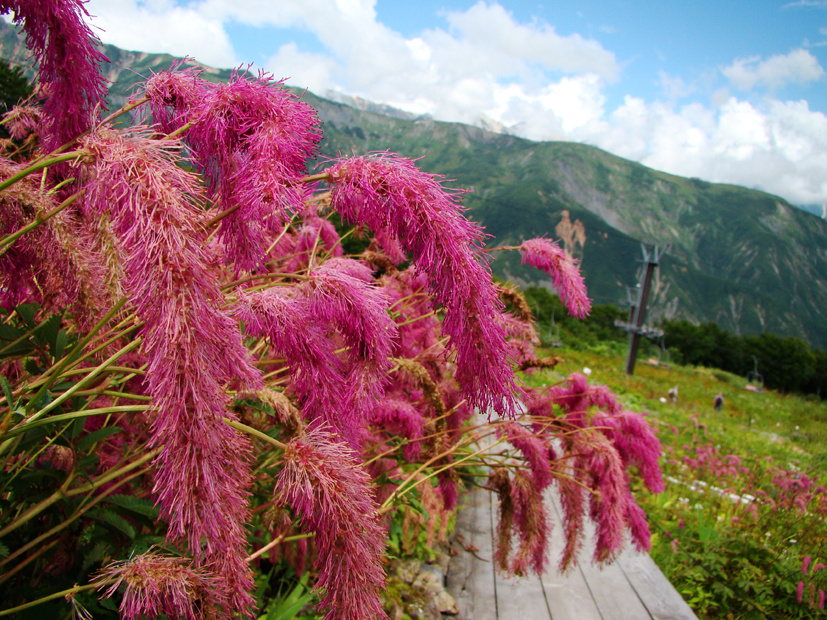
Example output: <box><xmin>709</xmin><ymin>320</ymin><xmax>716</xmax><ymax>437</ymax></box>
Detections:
<box><xmin>615</xmin><ymin>244</ymin><xmax>666</xmax><ymax>375</ymax></box>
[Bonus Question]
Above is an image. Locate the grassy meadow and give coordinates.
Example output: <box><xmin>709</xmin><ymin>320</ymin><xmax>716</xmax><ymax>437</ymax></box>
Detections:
<box><xmin>526</xmin><ymin>345</ymin><xmax>827</xmax><ymax>619</ymax></box>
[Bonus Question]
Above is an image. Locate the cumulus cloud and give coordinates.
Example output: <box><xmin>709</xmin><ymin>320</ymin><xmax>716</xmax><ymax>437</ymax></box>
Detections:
<box><xmin>81</xmin><ymin>0</ymin><xmax>827</xmax><ymax>204</ymax></box>
<box><xmin>722</xmin><ymin>49</ymin><xmax>825</xmax><ymax>90</ymax></box>
<box><xmin>86</xmin><ymin>0</ymin><xmax>236</xmax><ymax>68</ymax></box>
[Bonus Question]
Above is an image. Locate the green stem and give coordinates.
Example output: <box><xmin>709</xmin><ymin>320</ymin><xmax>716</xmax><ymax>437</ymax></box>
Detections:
<box><xmin>224</xmin><ymin>418</ymin><xmax>287</xmax><ymax>451</ymax></box>
<box><xmin>24</xmin><ymin>299</ymin><xmax>128</xmax><ymax>413</ymax></box>
<box><xmin>0</xmin><ymin>583</ymin><xmax>98</xmax><ymax>617</ymax></box>
<box><xmin>24</xmin><ymin>339</ymin><xmax>141</xmax><ymax>425</ymax></box>
<box><xmin>0</xmin><ymin>462</ymin><xmax>153</xmax><ymax>584</ymax></box>
<box><xmin>0</xmin><ymin>446</ymin><xmax>159</xmax><ymax>540</ymax></box>
<box><xmin>2</xmin><ymin>405</ymin><xmax>148</xmax><ymax>440</ymax></box>
<box><xmin>0</xmin><ymin>192</ymin><xmax>81</xmax><ymax>257</ymax></box>
<box><xmin>301</xmin><ymin>171</ymin><xmax>329</xmax><ymax>183</ymax></box>
<box><xmin>0</xmin><ymin>151</ymin><xmax>86</xmax><ymax>193</ymax></box>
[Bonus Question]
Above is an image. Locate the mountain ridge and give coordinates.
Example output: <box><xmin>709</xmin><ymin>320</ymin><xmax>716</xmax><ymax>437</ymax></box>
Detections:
<box><xmin>3</xmin><ymin>23</ymin><xmax>826</xmax><ymax>349</ymax></box>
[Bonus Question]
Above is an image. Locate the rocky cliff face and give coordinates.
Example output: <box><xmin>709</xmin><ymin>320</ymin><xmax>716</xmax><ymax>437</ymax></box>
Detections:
<box><xmin>3</xmin><ymin>21</ymin><xmax>826</xmax><ymax>348</ymax></box>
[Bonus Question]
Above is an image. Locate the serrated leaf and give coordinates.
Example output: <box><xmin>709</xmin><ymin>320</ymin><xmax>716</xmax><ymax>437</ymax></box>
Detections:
<box><xmin>53</xmin><ymin>329</ymin><xmax>67</xmax><ymax>360</ymax></box>
<box><xmin>127</xmin><ymin>535</ymin><xmax>167</xmax><ymax>558</ymax></box>
<box><xmin>104</xmin><ymin>494</ymin><xmax>160</xmax><ymax>519</ymax></box>
<box><xmin>90</xmin><ymin>509</ymin><xmax>136</xmax><ymax>539</ymax></box>
<box><xmin>78</xmin><ymin>426</ymin><xmax>123</xmax><ymax>452</ymax></box>
<box><xmin>15</xmin><ymin>303</ymin><xmax>39</xmax><ymax>329</ymax></box>
<box><xmin>0</xmin><ymin>323</ymin><xmax>23</xmax><ymax>343</ymax></box>
<box><xmin>34</xmin><ymin>313</ymin><xmax>61</xmax><ymax>349</ymax></box>
<box><xmin>29</xmin><ymin>388</ymin><xmax>51</xmax><ymax>411</ymax></box>
<box><xmin>81</xmin><ymin>540</ymin><xmax>110</xmax><ymax>574</ymax></box>
<box><xmin>0</xmin><ymin>376</ymin><xmax>13</xmax><ymax>410</ymax></box>
<box><xmin>24</xmin><ymin>359</ymin><xmax>41</xmax><ymax>376</ymax></box>
<box><xmin>0</xmin><ymin>541</ymin><xmax>8</xmax><ymax>557</ymax></box>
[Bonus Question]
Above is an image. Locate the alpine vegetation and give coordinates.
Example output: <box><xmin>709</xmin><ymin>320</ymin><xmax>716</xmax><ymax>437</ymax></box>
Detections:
<box><xmin>0</xmin><ymin>1</ymin><xmax>663</xmax><ymax>618</ymax></box>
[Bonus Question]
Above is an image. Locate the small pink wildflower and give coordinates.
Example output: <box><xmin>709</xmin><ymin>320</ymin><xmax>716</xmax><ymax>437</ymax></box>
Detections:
<box><xmin>804</xmin><ymin>556</ymin><xmax>812</xmax><ymax>574</ymax></box>
<box><xmin>798</xmin><ymin>580</ymin><xmax>805</xmax><ymax>603</ymax></box>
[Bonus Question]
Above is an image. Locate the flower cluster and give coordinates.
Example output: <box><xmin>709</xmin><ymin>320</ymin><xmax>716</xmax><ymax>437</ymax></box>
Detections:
<box><xmin>0</xmin><ymin>2</ymin><xmax>665</xmax><ymax>619</ymax></box>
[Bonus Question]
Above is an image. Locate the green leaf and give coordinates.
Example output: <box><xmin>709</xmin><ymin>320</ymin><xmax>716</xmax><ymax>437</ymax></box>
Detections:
<box><xmin>24</xmin><ymin>359</ymin><xmax>41</xmax><ymax>376</ymax></box>
<box><xmin>104</xmin><ymin>494</ymin><xmax>160</xmax><ymax>519</ymax></box>
<box><xmin>89</xmin><ymin>509</ymin><xmax>137</xmax><ymax>539</ymax></box>
<box><xmin>15</xmin><ymin>303</ymin><xmax>39</xmax><ymax>329</ymax></box>
<box><xmin>0</xmin><ymin>540</ymin><xmax>8</xmax><ymax>558</ymax></box>
<box><xmin>0</xmin><ymin>323</ymin><xmax>23</xmax><ymax>343</ymax></box>
<box><xmin>0</xmin><ymin>376</ymin><xmax>13</xmax><ymax>410</ymax></box>
<box><xmin>77</xmin><ymin>426</ymin><xmax>123</xmax><ymax>452</ymax></box>
<box><xmin>81</xmin><ymin>540</ymin><xmax>110</xmax><ymax>573</ymax></box>
<box><xmin>53</xmin><ymin>329</ymin><xmax>68</xmax><ymax>360</ymax></box>
<box><xmin>127</xmin><ymin>535</ymin><xmax>167</xmax><ymax>558</ymax></box>
<box><xmin>261</xmin><ymin>577</ymin><xmax>316</xmax><ymax>620</ymax></box>
<box><xmin>34</xmin><ymin>313</ymin><xmax>61</xmax><ymax>349</ymax></box>
<box><xmin>29</xmin><ymin>388</ymin><xmax>51</xmax><ymax>411</ymax></box>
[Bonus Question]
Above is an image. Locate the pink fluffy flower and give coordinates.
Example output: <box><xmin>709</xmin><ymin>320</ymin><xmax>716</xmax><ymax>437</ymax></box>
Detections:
<box><xmin>95</xmin><ymin>553</ymin><xmax>223</xmax><ymax>620</ymax></box>
<box><xmin>370</xmin><ymin>399</ymin><xmax>427</xmax><ymax>460</ymax></box>
<box><xmin>303</xmin><ymin>258</ymin><xmax>397</xmax><ymax>427</ymax></box>
<box><xmin>798</xmin><ymin>580</ymin><xmax>805</xmax><ymax>603</ymax></box>
<box><xmin>592</xmin><ymin>409</ymin><xmax>664</xmax><ymax>494</ymax></box>
<box><xmin>518</xmin><ymin>238</ymin><xmax>591</xmax><ymax>318</ymax></box>
<box><xmin>274</xmin><ymin>426</ymin><xmax>387</xmax><ymax>620</ymax></box>
<box><xmin>498</xmin><ymin>421</ymin><xmax>553</xmax><ymax>491</ymax></box>
<box><xmin>235</xmin><ymin>287</ymin><xmax>346</xmax><ymax>435</ymax></box>
<box><xmin>82</xmin><ymin>128</ymin><xmax>262</xmax><ymax>616</ymax></box>
<box><xmin>143</xmin><ymin>67</ymin><xmax>322</xmax><ymax>271</ymax></box>
<box><xmin>327</xmin><ymin>153</ymin><xmax>518</xmax><ymax>417</ymax></box>
<box><xmin>2</xmin><ymin>0</ymin><xmax>108</xmax><ymax>151</ymax></box>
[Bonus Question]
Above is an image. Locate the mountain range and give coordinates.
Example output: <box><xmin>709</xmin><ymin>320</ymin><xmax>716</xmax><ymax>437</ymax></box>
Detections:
<box><xmin>3</xmin><ymin>21</ymin><xmax>827</xmax><ymax>350</ymax></box>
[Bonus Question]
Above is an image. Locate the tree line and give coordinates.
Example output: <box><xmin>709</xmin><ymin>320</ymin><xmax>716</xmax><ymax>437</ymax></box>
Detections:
<box><xmin>523</xmin><ymin>286</ymin><xmax>827</xmax><ymax>399</ymax></box>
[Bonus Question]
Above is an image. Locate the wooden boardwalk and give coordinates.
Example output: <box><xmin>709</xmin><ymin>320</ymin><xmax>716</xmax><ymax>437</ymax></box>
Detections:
<box><xmin>447</xmin><ymin>487</ymin><xmax>698</xmax><ymax>620</ymax></box>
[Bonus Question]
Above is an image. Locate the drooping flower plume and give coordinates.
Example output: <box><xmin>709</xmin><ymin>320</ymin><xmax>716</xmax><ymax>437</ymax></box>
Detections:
<box><xmin>518</xmin><ymin>238</ymin><xmax>591</xmax><ymax>318</ymax></box>
<box><xmin>234</xmin><ymin>287</ymin><xmax>348</xmax><ymax>436</ymax></box>
<box><xmin>274</xmin><ymin>426</ymin><xmax>387</xmax><ymax>620</ymax></box>
<box><xmin>142</xmin><ymin>68</ymin><xmax>322</xmax><ymax>271</ymax></box>
<box><xmin>1</xmin><ymin>0</ymin><xmax>108</xmax><ymax>151</ymax></box>
<box><xmin>82</xmin><ymin>128</ymin><xmax>262</xmax><ymax>616</ymax></box>
<box><xmin>303</xmin><ymin>257</ymin><xmax>398</xmax><ymax>426</ymax></box>
<box><xmin>94</xmin><ymin>553</ymin><xmax>223</xmax><ymax>620</ymax></box>
<box><xmin>327</xmin><ymin>153</ymin><xmax>518</xmax><ymax>416</ymax></box>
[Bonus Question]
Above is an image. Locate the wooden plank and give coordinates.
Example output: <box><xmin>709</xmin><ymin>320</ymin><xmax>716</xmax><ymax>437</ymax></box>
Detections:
<box><xmin>541</xmin><ymin>489</ymin><xmax>603</xmax><ymax>620</ymax></box>
<box><xmin>446</xmin><ymin>487</ymin><xmax>498</xmax><ymax>620</ymax></box>
<box><xmin>577</xmin><ymin>550</ymin><xmax>653</xmax><ymax>619</ymax></box>
<box><xmin>617</xmin><ymin>549</ymin><xmax>698</xmax><ymax>620</ymax></box>
<box><xmin>491</xmin><ymin>488</ymin><xmax>552</xmax><ymax>620</ymax></box>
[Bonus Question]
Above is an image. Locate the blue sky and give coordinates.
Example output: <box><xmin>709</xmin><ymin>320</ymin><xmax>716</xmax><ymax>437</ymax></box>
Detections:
<box><xmin>85</xmin><ymin>0</ymin><xmax>827</xmax><ymax>206</ymax></box>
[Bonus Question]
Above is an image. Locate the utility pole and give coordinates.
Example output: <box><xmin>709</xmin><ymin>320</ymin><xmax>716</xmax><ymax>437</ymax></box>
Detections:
<box><xmin>615</xmin><ymin>244</ymin><xmax>666</xmax><ymax>375</ymax></box>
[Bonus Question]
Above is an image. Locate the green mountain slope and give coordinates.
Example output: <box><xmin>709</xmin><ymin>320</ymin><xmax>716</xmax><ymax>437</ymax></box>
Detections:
<box><xmin>3</xmin><ymin>22</ymin><xmax>827</xmax><ymax>348</ymax></box>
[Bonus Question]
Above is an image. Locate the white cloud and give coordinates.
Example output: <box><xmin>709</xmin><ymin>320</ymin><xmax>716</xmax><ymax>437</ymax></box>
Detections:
<box><xmin>86</xmin><ymin>0</ymin><xmax>236</xmax><ymax>68</ymax></box>
<box><xmin>659</xmin><ymin>71</ymin><xmax>694</xmax><ymax>100</ymax></box>
<box><xmin>722</xmin><ymin>49</ymin><xmax>825</xmax><ymax>90</ymax></box>
<box><xmin>81</xmin><ymin>0</ymin><xmax>827</xmax><ymax>205</ymax></box>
